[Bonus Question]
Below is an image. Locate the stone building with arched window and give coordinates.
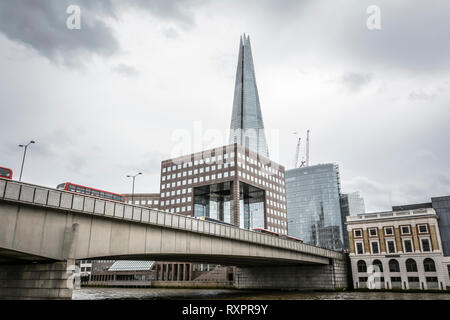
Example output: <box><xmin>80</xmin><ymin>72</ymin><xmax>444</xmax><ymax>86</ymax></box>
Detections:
<box><xmin>346</xmin><ymin>206</ymin><xmax>448</xmax><ymax>290</ymax></box>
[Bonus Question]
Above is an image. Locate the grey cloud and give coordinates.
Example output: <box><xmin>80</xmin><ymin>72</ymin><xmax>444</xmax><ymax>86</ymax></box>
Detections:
<box><xmin>409</xmin><ymin>89</ymin><xmax>436</xmax><ymax>101</ymax></box>
<box><xmin>338</xmin><ymin>0</ymin><xmax>450</xmax><ymax>73</ymax></box>
<box><xmin>0</xmin><ymin>0</ymin><xmax>205</xmax><ymax>66</ymax></box>
<box><xmin>112</xmin><ymin>64</ymin><xmax>139</xmax><ymax>76</ymax></box>
<box><xmin>341</xmin><ymin>72</ymin><xmax>372</xmax><ymax>92</ymax></box>
<box><xmin>0</xmin><ymin>1</ymin><xmax>119</xmax><ymax>66</ymax></box>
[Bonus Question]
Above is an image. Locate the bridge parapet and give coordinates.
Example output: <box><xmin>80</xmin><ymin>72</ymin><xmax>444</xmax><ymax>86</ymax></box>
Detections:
<box><xmin>0</xmin><ymin>178</ymin><xmax>343</xmax><ymax>261</ymax></box>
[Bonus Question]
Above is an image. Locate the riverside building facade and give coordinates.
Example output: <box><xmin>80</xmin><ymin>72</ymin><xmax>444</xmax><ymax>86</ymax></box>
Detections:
<box><xmin>347</xmin><ymin>207</ymin><xmax>448</xmax><ymax>290</ymax></box>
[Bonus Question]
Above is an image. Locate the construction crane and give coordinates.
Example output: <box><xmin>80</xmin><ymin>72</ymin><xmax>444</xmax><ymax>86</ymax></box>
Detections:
<box><xmin>306</xmin><ymin>129</ymin><xmax>310</xmax><ymax>167</ymax></box>
<box><xmin>294</xmin><ymin>137</ymin><xmax>301</xmax><ymax>168</ymax></box>
<box><xmin>293</xmin><ymin>130</ymin><xmax>310</xmax><ymax>168</ymax></box>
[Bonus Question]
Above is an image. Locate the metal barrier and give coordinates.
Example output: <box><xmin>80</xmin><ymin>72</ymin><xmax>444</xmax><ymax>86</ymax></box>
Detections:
<box><xmin>0</xmin><ymin>178</ymin><xmax>343</xmax><ymax>260</ymax></box>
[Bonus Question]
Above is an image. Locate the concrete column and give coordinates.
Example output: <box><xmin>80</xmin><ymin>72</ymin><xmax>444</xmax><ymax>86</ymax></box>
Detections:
<box><xmin>232</xmin><ymin>180</ymin><xmax>240</xmax><ymax>227</ymax></box>
<box><xmin>235</xmin><ymin>259</ymin><xmax>348</xmax><ymax>290</ymax></box>
<box><xmin>0</xmin><ymin>261</ymin><xmax>73</xmax><ymax>299</ymax></box>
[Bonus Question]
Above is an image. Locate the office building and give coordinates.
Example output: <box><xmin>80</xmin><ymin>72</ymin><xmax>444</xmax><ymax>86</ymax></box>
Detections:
<box><xmin>341</xmin><ymin>192</ymin><xmax>366</xmax><ymax>216</ymax></box>
<box><xmin>229</xmin><ymin>34</ymin><xmax>269</xmax><ymax>158</ymax></box>
<box><xmin>286</xmin><ymin>163</ymin><xmax>344</xmax><ymax>250</ymax></box>
<box><xmin>159</xmin><ymin>143</ymin><xmax>287</xmax><ymax>233</ymax></box>
<box><xmin>347</xmin><ymin>207</ymin><xmax>449</xmax><ymax>290</ymax></box>
<box><xmin>124</xmin><ymin>192</ymin><xmax>160</xmax><ymax>209</ymax></box>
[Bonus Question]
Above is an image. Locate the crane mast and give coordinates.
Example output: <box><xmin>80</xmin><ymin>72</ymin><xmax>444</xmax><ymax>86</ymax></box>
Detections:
<box><xmin>306</xmin><ymin>129</ymin><xmax>310</xmax><ymax>167</ymax></box>
<box><xmin>294</xmin><ymin>137</ymin><xmax>301</xmax><ymax>168</ymax></box>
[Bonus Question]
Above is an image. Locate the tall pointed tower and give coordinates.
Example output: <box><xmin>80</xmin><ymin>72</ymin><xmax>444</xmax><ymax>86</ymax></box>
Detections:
<box><xmin>229</xmin><ymin>34</ymin><xmax>269</xmax><ymax>158</ymax></box>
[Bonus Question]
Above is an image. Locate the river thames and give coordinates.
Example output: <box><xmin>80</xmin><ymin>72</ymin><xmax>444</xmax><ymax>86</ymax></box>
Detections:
<box><xmin>73</xmin><ymin>288</ymin><xmax>450</xmax><ymax>300</ymax></box>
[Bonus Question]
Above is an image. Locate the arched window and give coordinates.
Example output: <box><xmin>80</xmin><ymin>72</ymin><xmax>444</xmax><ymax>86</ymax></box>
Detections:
<box><xmin>389</xmin><ymin>259</ymin><xmax>400</xmax><ymax>272</ymax></box>
<box><xmin>406</xmin><ymin>259</ymin><xmax>418</xmax><ymax>272</ymax></box>
<box><xmin>424</xmin><ymin>258</ymin><xmax>436</xmax><ymax>272</ymax></box>
<box><xmin>372</xmin><ymin>259</ymin><xmax>383</xmax><ymax>272</ymax></box>
<box><xmin>357</xmin><ymin>260</ymin><xmax>367</xmax><ymax>273</ymax></box>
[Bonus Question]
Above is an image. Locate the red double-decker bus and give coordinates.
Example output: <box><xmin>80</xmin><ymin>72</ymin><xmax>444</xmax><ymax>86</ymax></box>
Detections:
<box><xmin>252</xmin><ymin>228</ymin><xmax>303</xmax><ymax>243</ymax></box>
<box><xmin>280</xmin><ymin>234</ymin><xmax>303</xmax><ymax>243</ymax></box>
<box><xmin>0</xmin><ymin>167</ymin><xmax>13</xmax><ymax>180</ymax></box>
<box><xmin>252</xmin><ymin>228</ymin><xmax>280</xmax><ymax>238</ymax></box>
<box><xmin>56</xmin><ymin>182</ymin><xmax>126</xmax><ymax>203</ymax></box>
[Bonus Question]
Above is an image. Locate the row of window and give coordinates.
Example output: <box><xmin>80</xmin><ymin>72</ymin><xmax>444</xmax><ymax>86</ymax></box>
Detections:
<box><xmin>236</xmin><ymin>152</ymin><xmax>284</xmax><ymax>178</ymax></box>
<box><xmin>355</xmin><ymin>237</ymin><xmax>432</xmax><ymax>254</ymax></box>
<box><xmin>353</xmin><ymin>224</ymin><xmax>429</xmax><ymax>238</ymax></box>
<box><xmin>237</xmin><ymin>171</ymin><xmax>284</xmax><ymax>193</ymax></box>
<box><xmin>163</xmin><ymin>152</ymin><xmax>236</xmax><ymax>173</ymax></box>
<box><xmin>162</xmin><ymin>163</ymin><xmax>235</xmax><ymax>181</ymax></box>
<box><xmin>358</xmin><ymin>276</ymin><xmax>438</xmax><ymax>283</ymax></box>
<box><xmin>356</xmin><ymin>258</ymin><xmax>437</xmax><ymax>273</ymax></box>
<box><xmin>161</xmin><ymin>188</ymin><xmax>193</xmax><ymax>198</ymax></box>
<box><xmin>164</xmin><ymin>206</ymin><xmax>193</xmax><ymax>214</ymax></box>
<box><xmin>162</xmin><ymin>172</ymin><xmax>235</xmax><ymax>189</ymax></box>
<box><xmin>161</xmin><ymin>197</ymin><xmax>192</xmax><ymax>206</ymax></box>
<box><xmin>267</xmin><ymin>217</ymin><xmax>287</xmax><ymax>227</ymax></box>
<box><xmin>128</xmin><ymin>199</ymin><xmax>159</xmax><ymax>205</ymax></box>
<box><xmin>237</xmin><ymin>161</ymin><xmax>284</xmax><ymax>184</ymax></box>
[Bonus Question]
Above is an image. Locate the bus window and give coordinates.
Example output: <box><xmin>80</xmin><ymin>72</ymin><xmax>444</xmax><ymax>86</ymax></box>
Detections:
<box><xmin>57</xmin><ymin>183</ymin><xmax>66</xmax><ymax>190</ymax></box>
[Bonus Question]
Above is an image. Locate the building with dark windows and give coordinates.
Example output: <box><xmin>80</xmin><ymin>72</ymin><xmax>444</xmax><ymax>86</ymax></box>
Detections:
<box><xmin>229</xmin><ymin>34</ymin><xmax>269</xmax><ymax>158</ymax></box>
<box><xmin>286</xmin><ymin>163</ymin><xmax>345</xmax><ymax>250</ymax></box>
<box><xmin>159</xmin><ymin>143</ymin><xmax>287</xmax><ymax>233</ymax></box>
<box><xmin>346</xmin><ymin>207</ymin><xmax>449</xmax><ymax>290</ymax></box>
<box><xmin>124</xmin><ymin>192</ymin><xmax>160</xmax><ymax>209</ymax></box>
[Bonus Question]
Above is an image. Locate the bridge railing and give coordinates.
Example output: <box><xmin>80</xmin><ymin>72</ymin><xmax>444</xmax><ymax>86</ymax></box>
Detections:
<box><xmin>0</xmin><ymin>178</ymin><xmax>343</xmax><ymax>260</ymax></box>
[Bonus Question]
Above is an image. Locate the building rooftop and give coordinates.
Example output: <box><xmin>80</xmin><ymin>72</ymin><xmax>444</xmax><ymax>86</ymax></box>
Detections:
<box><xmin>346</xmin><ymin>207</ymin><xmax>436</xmax><ymax>223</ymax></box>
<box><xmin>108</xmin><ymin>261</ymin><xmax>155</xmax><ymax>272</ymax></box>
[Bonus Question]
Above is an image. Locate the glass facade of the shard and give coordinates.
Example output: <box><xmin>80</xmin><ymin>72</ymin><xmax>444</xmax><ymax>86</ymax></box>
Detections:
<box><xmin>229</xmin><ymin>35</ymin><xmax>269</xmax><ymax>158</ymax></box>
<box><xmin>286</xmin><ymin>164</ymin><xmax>345</xmax><ymax>250</ymax></box>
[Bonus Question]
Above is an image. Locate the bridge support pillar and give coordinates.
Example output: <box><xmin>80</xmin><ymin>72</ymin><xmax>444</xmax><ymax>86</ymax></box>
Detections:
<box><xmin>234</xmin><ymin>259</ymin><xmax>348</xmax><ymax>290</ymax></box>
<box><xmin>0</xmin><ymin>260</ymin><xmax>74</xmax><ymax>300</ymax></box>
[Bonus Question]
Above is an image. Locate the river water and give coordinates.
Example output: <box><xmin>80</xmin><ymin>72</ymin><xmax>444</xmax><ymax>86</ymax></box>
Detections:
<box><xmin>73</xmin><ymin>288</ymin><xmax>450</xmax><ymax>300</ymax></box>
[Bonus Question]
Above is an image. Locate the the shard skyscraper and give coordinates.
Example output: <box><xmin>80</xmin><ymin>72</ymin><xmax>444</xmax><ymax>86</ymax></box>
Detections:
<box><xmin>229</xmin><ymin>34</ymin><xmax>269</xmax><ymax>158</ymax></box>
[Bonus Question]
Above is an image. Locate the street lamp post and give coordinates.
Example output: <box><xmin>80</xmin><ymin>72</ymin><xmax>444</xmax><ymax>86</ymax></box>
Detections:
<box><xmin>126</xmin><ymin>172</ymin><xmax>142</xmax><ymax>204</ymax></box>
<box><xmin>18</xmin><ymin>140</ymin><xmax>35</xmax><ymax>182</ymax></box>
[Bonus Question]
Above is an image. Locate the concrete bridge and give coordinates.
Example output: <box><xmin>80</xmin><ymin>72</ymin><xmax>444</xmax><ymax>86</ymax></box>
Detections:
<box><xmin>0</xmin><ymin>178</ymin><xmax>347</xmax><ymax>299</ymax></box>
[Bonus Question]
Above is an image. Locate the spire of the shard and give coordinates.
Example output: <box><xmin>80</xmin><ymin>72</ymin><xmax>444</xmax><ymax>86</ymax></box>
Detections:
<box><xmin>229</xmin><ymin>34</ymin><xmax>269</xmax><ymax>158</ymax></box>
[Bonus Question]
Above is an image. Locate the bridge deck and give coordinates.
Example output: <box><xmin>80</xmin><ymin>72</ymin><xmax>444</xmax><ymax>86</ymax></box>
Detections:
<box><xmin>0</xmin><ymin>178</ymin><xmax>343</xmax><ymax>262</ymax></box>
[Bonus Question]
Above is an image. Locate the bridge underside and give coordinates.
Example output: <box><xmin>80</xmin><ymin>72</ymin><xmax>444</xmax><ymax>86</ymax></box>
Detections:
<box><xmin>0</xmin><ymin>248</ymin><xmax>56</xmax><ymax>264</ymax></box>
<box><xmin>83</xmin><ymin>254</ymin><xmax>324</xmax><ymax>267</ymax></box>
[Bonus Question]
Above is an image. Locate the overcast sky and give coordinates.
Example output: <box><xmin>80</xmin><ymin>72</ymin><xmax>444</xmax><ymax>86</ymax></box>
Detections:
<box><xmin>1</xmin><ymin>0</ymin><xmax>449</xmax><ymax>212</ymax></box>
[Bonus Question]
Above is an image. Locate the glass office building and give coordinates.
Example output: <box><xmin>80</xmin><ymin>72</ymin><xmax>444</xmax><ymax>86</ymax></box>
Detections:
<box><xmin>286</xmin><ymin>163</ymin><xmax>344</xmax><ymax>250</ymax></box>
<box><xmin>229</xmin><ymin>34</ymin><xmax>269</xmax><ymax>158</ymax></box>
<box><xmin>341</xmin><ymin>192</ymin><xmax>366</xmax><ymax>216</ymax></box>
<box><xmin>432</xmin><ymin>196</ymin><xmax>450</xmax><ymax>256</ymax></box>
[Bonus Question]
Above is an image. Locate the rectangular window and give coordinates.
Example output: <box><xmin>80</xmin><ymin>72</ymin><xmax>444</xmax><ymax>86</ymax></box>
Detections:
<box><xmin>403</xmin><ymin>239</ymin><xmax>413</xmax><ymax>253</ymax></box>
<box><xmin>384</xmin><ymin>227</ymin><xmax>394</xmax><ymax>236</ymax></box>
<box><xmin>401</xmin><ymin>225</ymin><xmax>411</xmax><ymax>235</ymax></box>
<box><xmin>391</xmin><ymin>277</ymin><xmax>402</xmax><ymax>282</ymax></box>
<box><xmin>369</xmin><ymin>228</ymin><xmax>377</xmax><ymax>236</ymax></box>
<box><xmin>358</xmin><ymin>277</ymin><xmax>368</xmax><ymax>283</ymax></box>
<box><xmin>354</xmin><ymin>229</ymin><xmax>362</xmax><ymax>238</ymax></box>
<box><xmin>426</xmin><ymin>277</ymin><xmax>438</xmax><ymax>282</ymax></box>
<box><xmin>387</xmin><ymin>240</ymin><xmax>396</xmax><ymax>253</ymax></box>
<box><xmin>447</xmin><ymin>265</ymin><xmax>450</xmax><ymax>279</ymax></box>
<box><xmin>408</xmin><ymin>277</ymin><xmax>419</xmax><ymax>282</ymax></box>
<box><xmin>356</xmin><ymin>242</ymin><xmax>364</xmax><ymax>254</ymax></box>
<box><xmin>421</xmin><ymin>238</ymin><xmax>431</xmax><ymax>252</ymax></box>
<box><xmin>371</xmin><ymin>241</ymin><xmax>379</xmax><ymax>254</ymax></box>
<box><xmin>418</xmin><ymin>224</ymin><xmax>428</xmax><ymax>234</ymax></box>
